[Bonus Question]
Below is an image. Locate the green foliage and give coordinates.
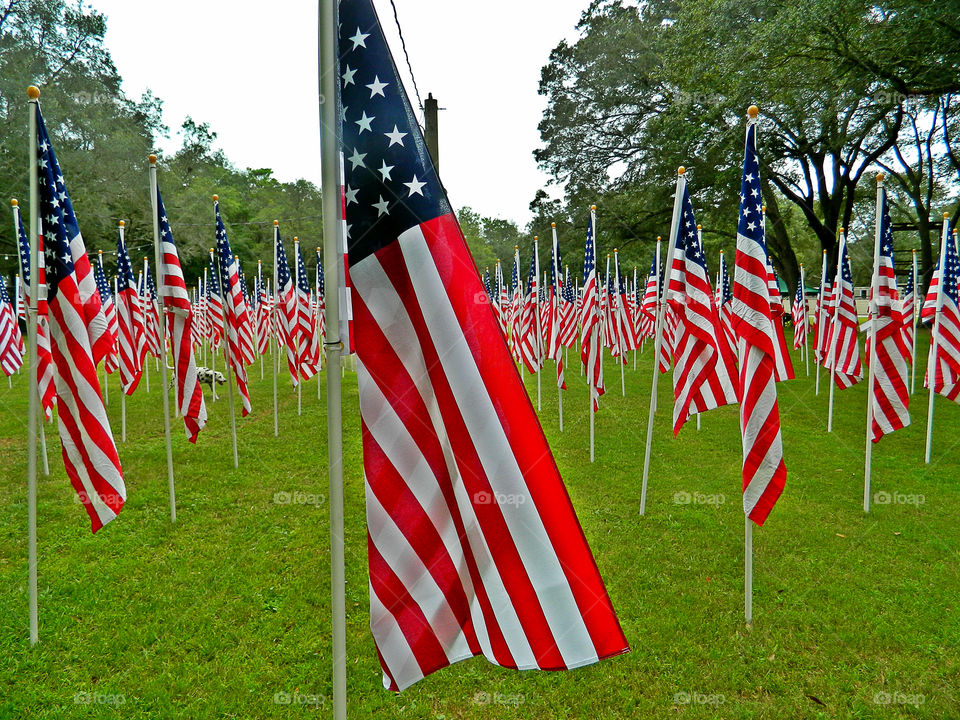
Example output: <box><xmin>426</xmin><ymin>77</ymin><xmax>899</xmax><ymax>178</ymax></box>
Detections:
<box><xmin>0</xmin><ymin>0</ymin><xmax>323</xmax><ymax>288</ymax></box>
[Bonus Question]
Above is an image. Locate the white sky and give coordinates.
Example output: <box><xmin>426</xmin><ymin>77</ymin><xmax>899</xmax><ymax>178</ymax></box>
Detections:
<box><xmin>90</xmin><ymin>0</ymin><xmax>588</xmax><ymax>226</ymax></box>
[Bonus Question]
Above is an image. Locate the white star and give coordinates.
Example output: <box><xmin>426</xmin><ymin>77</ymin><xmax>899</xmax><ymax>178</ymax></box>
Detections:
<box><xmin>342</xmin><ymin>65</ymin><xmax>357</xmax><ymax>86</ymax></box>
<box><xmin>344</xmin><ymin>185</ymin><xmax>358</xmax><ymax>205</ymax></box>
<box><xmin>348</xmin><ymin>28</ymin><xmax>369</xmax><ymax>50</ymax></box>
<box><xmin>745</xmin><ymin>173</ymin><xmax>754</xmax><ymax>183</ymax></box>
<box><xmin>355</xmin><ymin>111</ymin><xmax>374</xmax><ymax>134</ymax></box>
<box><xmin>403</xmin><ymin>175</ymin><xmax>426</xmax><ymax>197</ymax></box>
<box><xmin>746</xmin><ymin>221</ymin><xmax>756</xmax><ymax>232</ymax></box>
<box><xmin>341</xmin><ymin>105</ymin><xmax>348</xmax><ymax>122</ymax></box>
<box><xmin>347</xmin><ymin>147</ymin><xmax>366</xmax><ymax>170</ymax></box>
<box><xmin>366</xmin><ymin>76</ymin><xmax>388</xmax><ymax>98</ymax></box>
<box><xmin>377</xmin><ymin>160</ymin><xmax>394</xmax><ymax>181</ymax></box>
<box><xmin>372</xmin><ymin>196</ymin><xmax>390</xmax><ymax>216</ymax></box>
<box><xmin>384</xmin><ymin>125</ymin><xmax>407</xmax><ymax>147</ymax></box>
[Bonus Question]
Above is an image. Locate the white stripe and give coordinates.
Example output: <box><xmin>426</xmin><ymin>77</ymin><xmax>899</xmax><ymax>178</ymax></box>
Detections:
<box><xmin>368</xmin><ymin>580</ymin><xmax>424</xmax><ymax>691</ymax></box>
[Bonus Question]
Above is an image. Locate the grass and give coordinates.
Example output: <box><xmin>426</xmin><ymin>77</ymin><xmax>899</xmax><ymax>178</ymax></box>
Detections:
<box><xmin>0</xmin><ymin>332</ymin><xmax>957</xmax><ymax>719</ymax></box>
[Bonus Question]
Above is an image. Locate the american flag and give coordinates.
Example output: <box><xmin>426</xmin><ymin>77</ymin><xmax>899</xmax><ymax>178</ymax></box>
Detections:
<box><xmin>274</xmin><ymin>224</ymin><xmax>298</xmax><ymax>385</ymax></box>
<box><xmin>901</xmin><ymin>257</ymin><xmax>915</xmax><ymax>366</ymax></box>
<box><xmin>814</xmin><ymin>251</ymin><xmax>833</xmax><ymax>365</ymax></box>
<box><xmin>666</xmin><ymin>183</ymin><xmax>739</xmax><ymax>435</ymax></box>
<box><xmin>35</xmin><ymin>101</ymin><xmax>125</xmax><ymax>532</ymax></box>
<box><xmin>115</xmin><ymin>226</ymin><xmax>145</xmax><ymax>395</ymax></box>
<box><xmin>792</xmin><ymin>275</ymin><xmax>806</xmax><ymax>351</ymax></box>
<box><xmin>545</xmin><ymin>226</ymin><xmax>566</xmax><ymax>388</ymax></box>
<box><xmin>94</xmin><ymin>253</ymin><xmax>119</xmax><ymax>375</ymax></box>
<box><xmin>294</xmin><ymin>241</ymin><xmax>319</xmax><ymax>379</ymax></box>
<box><xmin>338</xmin><ymin>0</ymin><xmax>628</xmax><ymax>690</ymax></box>
<box><xmin>142</xmin><ymin>261</ymin><xmax>162</xmax><ymax>360</ymax></box>
<box><xmin>254</xmin><ymin>267</ymin><xmax>272</xmax><ymax>357</ymax></box>
<box><xmin>236</xmin><ymin>262</ymin><xmax>257</xmax><ymax>366</ymax></box>
<box><xmin>559</xmin><ymin>265</ymin><xmax>578</xmax><ymax>348</ymax></box>
<box><xmin>764</xmin><ymin>258</ymin><xmax>795</xmax><ymax>380</ymax></box>
<box><xmin>823</xmin><ymin>231</ymin><xmax>863</xmax><ymax>389</ymax></box>
<box><xmin>213</xmin><ymin>198</ymin><xmax>252</xmax><ymax>415</ymax></box>
<box><xmin>580</xmin><ymin>208</ymin><xmax>605</xmax><ymax>409</ymax></box>
<box><xmin>509</xmin><ymin>246</ymin><xmax>523</xmax><ymax>361</ymax></box>
<box><xmin>156</xmin><ymin>185</ymin><xmax>207</xmax><ymax>442</ymax></box>
<box><xmin>0</xmin><ymin>274</ymin><xmax>23</xmax><ymax>375</ymax></box>
<box><xmin>640</xmin><ymin>249</ymin><xmax>658</xmax><ymax>339</ymax></box>
<box><xmin>924</xmin><ymin>221</ymin><xmax>960</xmax><ymax>402</ymax></box>
<box><xmin>867</xmin><ymin>188</ymin><xmax>910</xmax><ymax>441</ymax></box>
<box><xmin>193</xmin><ymin>277</ymin><xmax>206</xmax><ymax>352</ymax></box>
<box><xmin>14</xmin><ymin>200</ymin><xmax>55</xmax><ymax>417</ymax></box>
<box><xmin>732</xmin><ymin>114</ymin><xmax>786</xmax><ymax>527</ymax></box>
<box><xmin>518</xmin><ymin>243</ymin><xmax>542</xmax><ymax>374</ymax></box>
<box><xmin>206</xmin><ymin>249</ymin><xmax>224</xmax><ymax>349</ymax></box>
<box><xmin>612</xmin><ymin>251</ymin><xmax>638</xmax><ymax>358</ymax></box>
<box><xmin>921</xmin><ymin>264</ymin><xmax>940</xmax><ymax>324</ymax></box>
<box><xmin>495</xmin><ymin>260</ymin><xmax>509</xmax><ymax>337</ymax></box>
<box><xmin>717</xmin><ymin>250</ymin><xmax>737</xmax><ymax>359</ymax></box>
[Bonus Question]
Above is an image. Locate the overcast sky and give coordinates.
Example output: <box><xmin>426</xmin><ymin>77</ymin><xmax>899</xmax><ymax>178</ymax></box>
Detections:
<box><xmin>91</xmin><ymin>0</ymin><xmax>588</xmax><ymax>226</ymax></box>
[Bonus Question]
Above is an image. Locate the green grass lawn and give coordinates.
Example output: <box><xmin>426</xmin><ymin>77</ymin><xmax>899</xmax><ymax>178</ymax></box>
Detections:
<box><xmin>0</xmin><ymin>332</ymin><xmax>957</xmax><ymax>719</ymax></box>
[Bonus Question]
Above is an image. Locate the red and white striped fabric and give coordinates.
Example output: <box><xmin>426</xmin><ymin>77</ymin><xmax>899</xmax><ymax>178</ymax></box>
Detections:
<box><xmin>255</xmin><ymin>274</ymin><xmax>272</xmax><ymax>356</ymax></box>
<box><xmin>612</xmin><ymin>252</ymin><xmax>637</xmax><ymax>361</ymax></box>
<box><xmin>666</xmin><ymin>184</ymin><xmax>739</xmax><ymax>435</ymax></box>
<box><xmin>141</xmin><ymin>265</ymin><xmax>162</xmax><ymax>360</ymax></box>
<box><xmin>36</xmin><ymin>101</ymin><xmax>125</xmax><ymax>532</ymax></box>
<box><xmin>315</xmin><ymin>250</ymin><xmax>327</xmax><ymax>342</ymax></box>
<box><xmin>94</xmin><ymin>253</ymin><xmax>119</xmax><ymax>374</ymax></box>
<box><xmin>791</xmin><ymin>276</ymin><xmax>806</xmax><ymax>351</ymax></box>
<box><xmin>156</xmin><ymin>185</ymin><xmax>207</xmax><ymax>442</ymax></box>
<box><xmin>732</xmin><ymin>118</ymin><xmax>786</xmax><ymax>527</ymax></box>
<box><xmin>294</xmin><ymin>241</ymin><xmax>318</xmax><ymax>380</ymax></box>
<box><xmin>509</xmin><ymin>247</ymin><xmax>523</xmax><ymax>363</ymax></box>
<box><xmin>640</xmin><ymin>249</ymin><xmax>659</xmax><ymax>339</ymax></box>
<box><xmin>764</xmin><ymin>258</ymin><xmax>795</xmax><ymax>381</ymax></box>
<box><xmin>115</xmin><ymin>228</ymin><xmax>145</xmax><ymax>395</ymax></box>
<box><xmin>340</xmin><ymin>0</ymin><xmax>629</xmax><ymax>689</ymax></box>
<box><xmin>213</xmin><ymin>199</ymin><xmax>252</xmax><ymax>415</ymax></box>
<box><xmin>518</xmin><ymin>243</ymin><xmax>542</xmax><ymax>374</ymax></box>
<box><xmin>901</xmin><ymin>264</ymin><xmax>915</xmax><ymax>366</ymax></box>
<box><xmin>921</xmin><ymin>268</ymin><xmax>939</xmax><ymax>324</ymax></box>
<box><xmin>558</xmin><ymin>268</ymin><xmax>578</xmax><ymax>349</ymax></box>
<box><xmin>544</xmin><ymin>227</ymin><xmax>566</xmax><ymax>389</ymax></box>
<box><xmin>0</xmin><ymin>275</ymin><xmax>23</xmax><ymax>375</ymax></box>
<box><xmin>814</xmin><ymin>253</ymin><xmax>833</xmax><ymax>365</ymax></box>
<box><xmin>273</xmin><ymin>224</ymin><xmax>299</xmax><ymax>385</ymax></box>
<box><xmin>924</xmin><ymin>225</ymin><xmax>960</xmax><ymax>402</ymax></box>
<box><xmin>824</xmin><ymin>232</ymin><xmax>863</xmax><ymax>389</ymax></box>
<box><xmin>580</xmin><ymin>210</ymin><xmax>605</xmax><ymax>409</ymax></box>
<box><xmin>867</xmin><ymin>188</ymin><xmax>909</xmax><ymax>441</ymax></box>
<box><xmin>206</xmin><ymin>251</ymin><xmax>225</xmax><ymax>350</ymax></box>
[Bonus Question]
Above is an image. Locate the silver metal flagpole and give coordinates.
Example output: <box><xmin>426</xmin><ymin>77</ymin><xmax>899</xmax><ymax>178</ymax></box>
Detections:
<box><xmin>26</xmin><ymin>85</ymin><xmax>40</xmax><ymax>646</ymax></box>
<box><xmin>815</xmin><ymin>250</ymin><xmax>827</xmax><ymax>395</ymax></box>
<box><xmin>534</xmin><ymin>236</ymin><xmax>541</xmax><ymax>412</ymax></box>
<box><xmin>319</xmin><ymin>0</ymin><xmax>346</xmax><ymax>715</ymax></box>
<box><xmin>744</xmin><ymin>515</ymin><xmax>753</xmax><ymax>624</ymax></box>
<box><xmin>910</xmin><ymin>249</ymin><xmax>918</xmax><ymax>394</ymax></box>
<box><xmin>864</xmin><ymin>175</ymin><xmax>884</xmax><ymax>513</ymax></box>
<box><xmin>202</xmin><ymin>267</ymin><xmax>209</xmax><ymax>371</ymax></box>
<box><xmin>641</xmin><ymin>168</ymin><xmax>686</xmax><ymax>515</ymax></box>
<box><xmin>149</xmin><ymin>155</ymin><xmax>177</xmax><ymax>523</ymax></box>
<box><xmin>551</xmin><ymin>224</ymin><xmax>563</xmax><ymax>431</ymax></box>
<box><xmin>925</xmin><ymin>213</ymin><xmax>952</xmax><ymax>464</ymax></box>
<box><xmin>588</xmin><ymin>206</ymin><xmax>597</xmax><ymax>461</ymax></box>
<box><xmin>141</xmin><ymin>262</ymin><xmax>150</xmax><ymax>394</ymax></box>
<box><xmin>272</xmin><ymin>223</ymin><xmax>280</xmax><ymax>438</ymax></box>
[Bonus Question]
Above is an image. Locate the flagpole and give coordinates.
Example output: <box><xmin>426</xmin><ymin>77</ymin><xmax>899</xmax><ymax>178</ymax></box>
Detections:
<box><xmin>744</xmin><ymin>515</ymin><xmax>753</xmax><ymax>625</ymax></box>
<box><xmin>816</xmin><ymin>250</ymin><xmax>827</xmax><ymax>395</ymax></box>
<box><xmin>97</xmin><ymin>251</ymin><xmax>110</xmax><ymax>405</ymax></box>
<box><xmin>120</xmin><ymin>226</ymin><xmax>130</xmax><ymax>442</ymax></box>
<box><xmin>864</xmin><ymin>176</ymin><xmax>884</xmax><ymax>513</ymax></box>
<box><xmin>800</xmin><ymin>264</ymin><xmax>810</xmax><ymax>376</ymax></box>
<box><xmin>588</xmin><ymin>209</ymin><xmax>597</xmax><ymax>461</ymax></box>
<box><xmin>212</xmin><ymin>200</ymin><xmax>240</xmax><ymax>469</ymax></box>
<box><xmin>25</xmin><ymin>86</ymin><xmax>41</xmax><ymax>646</ymax></box>
<box><xmin>534</xmin><ymin>236</ymin><xmax>542</xmax><ymax>412</ymax></box>
<box><xmin>140</xmin><ymin>266</ymin><xmax>150</xmax><ymax>394</ymax></box>
<box><xmin>272</xmin><ymin>223</ymin><xmax>280</xmax><ymax>437</ymax></box>
<box><xmin>295</xmin><ymin>237</ymin><xmax>305</xmax><ymax>416</ymax></box>
<box><xmin>925</xmin><ymin>213</ymin><xmax>951</xmax><ymax>464</ymax></box>
<box><xmin>910</xmin><ymin>249</ymin><xmax>918</xmax><ymax>394</ymax></box>
<box><xmin>208</xmin><ymin>250</ymin><xmax>217</xmax><ymax>387</ymax></box>
<box><xmin>641</xmin><ymin>167</ymin><xmax>685</xmax><ymax>515</ymax></box>
<box><xmin>827</xmin><ymin>232</ymin><xmax>845</xmax><ymax>432</ymax></box>
<box><xmin>258</xmin><ymin>260</ymin><xmax>265</xmax><ymax>381</ymax></box>
<box><xmin>148</xmin><ymin>156</ymin><xmax>177</xmax><ymax>523</ymax></box>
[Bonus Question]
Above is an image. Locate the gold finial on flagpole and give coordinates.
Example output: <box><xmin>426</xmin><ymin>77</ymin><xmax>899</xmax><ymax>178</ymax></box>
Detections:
<box><xmin>551</xmin><ymin>222</ymin><xmax>556</xmax><ymax>228</ymax></box>
<box><xmin>747</xmin><ymin>105</ymin><xmax>759</xmax><ymax>118</ymax></box>
<box><xmin>11</xmin><ymin>199</ymin><xmax>18</xmax><ymax>206</ymax></box>
<box><xmin>678</xmin><ymin>166</ymin><xmax>685</xmax><ymax>175</ymax></box>
<box><xmin>148</xmin><ymin>154</ymin><xmax>157</xmax><ymax>165</ymax></box>
<box><xmin>876</xmin><ymin>172</ymin><xmax>884</xmax><ymax>183</ymax></box>
<box><xmin>212</xmin><ymin>194</ymin><xmax>219</xmax><ymax>202</ymax></box>
<box><xmin>591</xmin><ymin>204</ymin><xmax>597</xmax><ymax>211</ymax></box>
<box><xmin>273</xmin><ymin>220</ymin><xmax>279</xmax><ymax>227</ymax></box>
<box><xmin>119</xmin><ymin>220</ymin><xmax>125</xmax><ymax>227</ymax></box>
<box><xmin>27</xmin><ymin>86</ymin><xmax>39</xmax><ymax>99</ymax></box>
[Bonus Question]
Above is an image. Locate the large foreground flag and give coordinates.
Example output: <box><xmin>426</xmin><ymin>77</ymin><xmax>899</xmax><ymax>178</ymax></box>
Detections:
<box><xmin>731</xmin><ymin>110</ymin><xmax>786</xmax><ymax>526</ymax></box>
<box><xmin>35</xmin><ymin>100</ymin><xmax>125</xmax><ymax>532</ymax></box>
<box><xmin>338</xmin><ymin>0</ymin><xmax>628</xmax><ymax>691</ymax></box>
<box><xmin>156</xmin><ymin>184</ymin><xmax>207</xmax><ymax>442</ymax></box>
<box><xmin>867</xmin><ymin>187</ymin><xmax>910</xmax><ymax>440</ymax></box>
